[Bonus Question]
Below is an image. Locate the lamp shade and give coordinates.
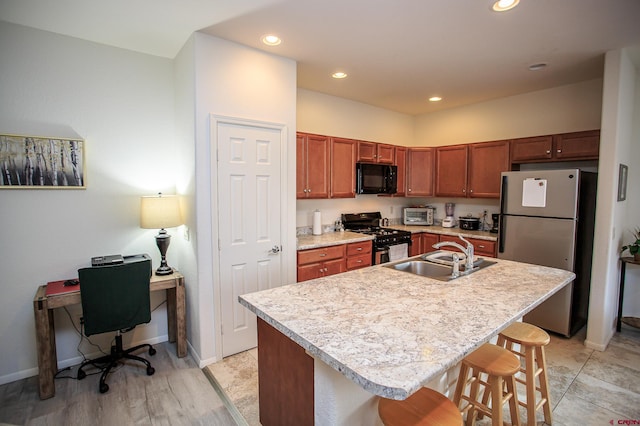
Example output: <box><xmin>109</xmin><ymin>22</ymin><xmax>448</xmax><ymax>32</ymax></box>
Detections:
<box><xmin>140</xmin><ymin>194</ymin><xmax>183</xmax><ymax>229</ymax></box>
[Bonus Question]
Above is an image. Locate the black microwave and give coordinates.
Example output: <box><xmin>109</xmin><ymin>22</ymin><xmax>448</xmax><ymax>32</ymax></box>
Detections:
<box><xmin>356</xmin><ymin>163</ymin><xmax>397</xmax><ymax>194</ymax></box>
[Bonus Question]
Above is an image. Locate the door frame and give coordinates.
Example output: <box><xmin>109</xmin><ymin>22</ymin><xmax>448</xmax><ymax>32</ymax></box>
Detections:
<box><xmin>209</xmin><ymin>114</ymin><xmax>291</xmax><ymax>362</ymax></box>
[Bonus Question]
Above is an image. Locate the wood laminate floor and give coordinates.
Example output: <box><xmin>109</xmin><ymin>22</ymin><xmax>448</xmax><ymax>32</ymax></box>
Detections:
<box><xmin>205</xmin><ymin>324</ymin><xmax>640</xmax><ymax>426</ymax></box>
<box><xmin>0</xmin><ymin>342</ymin><xmax>237</xmax><ymax>425</ymax></box>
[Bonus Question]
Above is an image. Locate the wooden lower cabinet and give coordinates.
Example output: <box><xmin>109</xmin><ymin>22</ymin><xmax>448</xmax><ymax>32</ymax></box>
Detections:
<box><xmin>297</xmin><ymin>245</ymin><xmax>346</xmax><ymax>282</ymax></box>
<box><xmin>346</xmin><ymin>241</ymin><xmax>372</xmax><ymax>270</ymax></box>
<box><xmin>437</xmin><ymin>234</ymin><xmax>497</xmax><ymax>257</ymax></box>
<box><xmin>421</xmin><ymin>233</ymin><xmax>439</xmax><ymax>254</ymax></box>
<box><xmin>258</xmin><ymin>318</ymin><xmax>314</xmax><ymax>426</ymax></box>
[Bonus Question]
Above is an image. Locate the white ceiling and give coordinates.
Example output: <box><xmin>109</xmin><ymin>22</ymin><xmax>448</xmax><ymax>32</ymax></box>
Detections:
<box><xmin>2</xmin><ymin>0</ymin><xmax>640</xmax><ymax>115</ymax></box>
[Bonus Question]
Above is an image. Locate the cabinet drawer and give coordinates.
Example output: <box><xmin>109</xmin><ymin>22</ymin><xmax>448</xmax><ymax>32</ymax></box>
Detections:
<box><xmin>347</xmin><ymin>253</ymin><xmax>372</xmax><ymax>270</ymax></box>
<box><xmin>347</xmin><ymin>241</ymin><xmax>372</xmax><ymax>256</ymax></box>
<box><xmin>297</xmin><ymin>245</ymin><xmax>345</xmax><ymax>265</ymax></box>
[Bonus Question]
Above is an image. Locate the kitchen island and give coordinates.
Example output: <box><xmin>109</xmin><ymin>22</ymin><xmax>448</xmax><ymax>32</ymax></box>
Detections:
<box><xmin>239</xmin><ymin>255</ymin><xmax>575</xmax><ymax>426</ymax></box>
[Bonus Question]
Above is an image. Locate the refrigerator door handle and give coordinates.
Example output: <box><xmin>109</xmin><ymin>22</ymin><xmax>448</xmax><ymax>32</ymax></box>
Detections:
<box><xmin>499</xmin><ymin>175</ymin><xmax>507</xmax><ymax>253</ymax></box>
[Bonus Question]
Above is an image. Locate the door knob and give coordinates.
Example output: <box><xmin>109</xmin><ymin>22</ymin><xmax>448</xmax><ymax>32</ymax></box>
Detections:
<box><xmin>269</xmin><ymin>245</ymin><xmax>281</xmax><ymax>254</ymax></box>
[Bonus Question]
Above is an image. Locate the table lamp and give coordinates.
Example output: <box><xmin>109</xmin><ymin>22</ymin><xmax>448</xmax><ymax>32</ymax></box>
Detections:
<box><xmin>140</xmin><ymin>193</ymin><xmax>183</xmax><ymax>275</ymax></box>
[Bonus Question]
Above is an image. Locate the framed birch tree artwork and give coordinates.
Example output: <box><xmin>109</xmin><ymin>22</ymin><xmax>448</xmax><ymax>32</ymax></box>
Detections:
<box><xmin>0</xmin><ymin>134</ymin><xmax>85</xmax><ymax>189</ymax></box>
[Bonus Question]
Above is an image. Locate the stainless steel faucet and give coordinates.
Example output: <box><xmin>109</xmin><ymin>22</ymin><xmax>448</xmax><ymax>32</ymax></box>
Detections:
<box><xmin>433</xmin><ymin>235</ymin><xmax>475</xmax><ymax>272</ymax></box>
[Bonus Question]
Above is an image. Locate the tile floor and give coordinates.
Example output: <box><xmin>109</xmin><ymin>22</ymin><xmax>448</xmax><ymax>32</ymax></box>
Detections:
<box><xmin>204</xmin><ymin>324</ymin><xmax>640</xmax><ymax>425</ymax></box>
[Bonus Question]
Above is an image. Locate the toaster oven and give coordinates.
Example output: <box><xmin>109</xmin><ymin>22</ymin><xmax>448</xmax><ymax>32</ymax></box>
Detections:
<box><xmin>403</xmin><ymin>207</ymin><xmax>435</xmax><ymax>226</ymax></box>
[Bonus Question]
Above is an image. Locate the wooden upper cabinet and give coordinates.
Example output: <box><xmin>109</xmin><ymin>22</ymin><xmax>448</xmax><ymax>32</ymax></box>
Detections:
<box><xmin>511</xmin><ymin>130</ymin><xmax>599</xmax><ymax>163</ymax></box>
<box><xmin>435</xmin><ymin>145</ymin><xmax>468</xmax><ymax>197</ymax></box>
<box><xmin>510</xmin><ymin>135</ymin><xmax>554</xmax><ymax>162</ymax></box>
<box><xmin>330</xmin><ymin>137</ymin><xmax>357</xmax><ymax>198</ymax></box>
<box><xmin>468</xmin><ymin>140</ymin><xmax>510</xmax><ymax>198</ymax></box>
<box><xmin>406</xmin><ymin>147</ymin><xmax>434</xmax><ymax>197</ymax></box>
<box><xmin>554</xmin><ymin>130</ymin><xmax>600</xmax><ymax>160</ymax></box>
<box><xmin>297</xmin><ymin>133</ymin><xmax>330</xmax><ymax>199</ymax></box>
<box><xmin>357</xmin><ymin>141</ymin><xmax>394</xmax><ymax>164</ymax></box>
<box><xmin>394</xmin><ymin>146</ymin><xmax>407</xmax><ymax>197</ymax></box>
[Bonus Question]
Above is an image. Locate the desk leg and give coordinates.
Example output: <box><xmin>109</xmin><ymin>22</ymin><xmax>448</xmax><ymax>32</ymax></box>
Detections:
<box><xmin>617</xmin><ymin>261</ymin><xmax>627</xmax><ymax>332</ymax></box>
<box><xmin>33</xmin><ymin>292</ymin><xmax>57</xmax><ymax>399</ymax></box>
<box><xmin>167</xmin><ymin>276</ymin><xmax>187</xmax><ymax>357</ymax></box>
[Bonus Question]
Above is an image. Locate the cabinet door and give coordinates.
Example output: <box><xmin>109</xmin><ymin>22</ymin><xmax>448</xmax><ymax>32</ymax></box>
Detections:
<box><xmin>376</xmin><ymin>144</ymin><xmax>395</xmax><ymax>164</ymax></box>
<box><xmin>330</xmin><ymin>137</ymin><xmax>357</xmax><ymax>198</ymax></box>
<box><xmin>357</xmin><ymin>141</ymin><xmax>377</xmax><ymax>162</ymax></box>
<box><xmin>296</xmin><ymin>134</ymin><xmax>307</xmax><ymax>199</ymax></box>
<box><xmin>510</xmin><ymin>136</ymin><xmax>553</xmax><ymax>163</ymax></box>
<box><xmin>554</xmin><ymin>130</ymin><xmax>600</xmax><ymax>160</ymax></box>
<box><xmin>324</xmin><ymin>258</ymin><xmax>347</xmax><ymax>277</ymax></box>
<box><xmin>407</xmin><ymin>148</ymin><xmax>434</xmax><ymax>197</ymax></box>
<box><xmin>297</xmin><ymin>133</ymin><xmax>330</xmax><ymax>199</ymax></box>
<box><xmin>409</xmin><ymin>233</ymin><xmax>422</xmax><ymax>256</ymax></box>
<box><xmin>421</xmin><ymin>233</ymin><xmax>439</xmax><ymax>254</ymax></box>
<box><xmin>435</xmin><ymin>145</ymin><xmax>468</xmax><ymax>197</ymax></box>
<box><xmin>297</xmin><ymin>262</ymin><xmax>325</xmax><ymax>282</ymax></box>
<box><xmin>468</xmin><ymin>140</ymin><xmax>510</xmax><ymax>198</ymax></box>
<box><xmin>394</xmin><ymin>146</ymin><xmax>407</xmax><ymax>197</ymax></box>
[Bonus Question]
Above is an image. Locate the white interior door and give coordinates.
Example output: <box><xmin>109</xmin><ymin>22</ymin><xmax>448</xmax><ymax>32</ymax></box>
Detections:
<box><xmin>216</xmin><ymin>120</ymin><xmax>283</xmax><ymax>357</ymax></box>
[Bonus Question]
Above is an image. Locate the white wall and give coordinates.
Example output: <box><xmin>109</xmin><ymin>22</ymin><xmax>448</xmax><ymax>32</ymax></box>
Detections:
<box><xmin>586</xmin><ymin>48</ymin><xmax>640</xmax><ymax>350</ymax></box>
<box><xmin>190</xmin><ymin>33</ymin><xmax>297</xmax><ymax>364</ymax></box>
<box><xmin>0</xmin><ymin>21</ymin><xmax>179</xmax><ymax>383</ymax></box>
<box><xmin>414</xmin><ymin>79</ymin><xmax>603</xmax><ymax>146</ymax></box>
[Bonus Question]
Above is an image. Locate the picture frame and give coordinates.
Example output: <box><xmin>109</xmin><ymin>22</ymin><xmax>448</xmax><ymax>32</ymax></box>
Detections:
<box><xmin>617</xmin><ymin>163</ymin><xmax>628</xmax><ymax>202</ymax></box>
<box><xmin>0</xmin><ymin>133</ymin><xmax>85</xmax><ymax>189</ymax></box>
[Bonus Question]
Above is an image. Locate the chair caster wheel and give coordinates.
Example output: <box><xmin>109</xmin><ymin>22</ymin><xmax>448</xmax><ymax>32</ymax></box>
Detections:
<box><xmin>77</xmin><ymin>369</ymin><xmax>86</xmax><ymax>380</ymax></box>
<box><xmin>99</xmin><ymin>383</ymin><xmax>109</xmax><ymax>393</ymax></box>
<box><xmin>149</xmin><ymin>347</ymin><xmax>156</xmax><ymax>356</ymax></box>
<box><xmin>147</xmin><ymin>366</ymin><xmax>155</xmax><ymax>376</ymax></box>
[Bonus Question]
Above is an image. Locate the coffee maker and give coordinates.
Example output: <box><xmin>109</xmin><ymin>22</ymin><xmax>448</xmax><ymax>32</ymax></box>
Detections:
<box><xmin>442</xmin><ymin>203</ymin><xmax>455</xmax><ymax>228</ymax></box>
<box><xmin>490</xmin><ymin>213</ymin><xmax>500</xmax><ymax>233</ymax></box>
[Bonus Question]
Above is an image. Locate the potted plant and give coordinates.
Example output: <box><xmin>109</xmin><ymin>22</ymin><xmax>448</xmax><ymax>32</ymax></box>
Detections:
<box><xmin>621</xmin><ymin>228</ymin><xmax>640</xmax><ymax>261</ymax></box>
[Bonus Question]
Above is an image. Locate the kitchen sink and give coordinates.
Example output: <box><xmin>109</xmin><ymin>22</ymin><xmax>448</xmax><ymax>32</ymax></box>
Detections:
<box><xmin>384</xmin><ymin>253</ymin><xmax>496</xmax><ymax>282</ymax></box>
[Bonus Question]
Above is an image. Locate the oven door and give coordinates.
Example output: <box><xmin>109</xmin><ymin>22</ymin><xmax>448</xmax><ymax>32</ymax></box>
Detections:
<box><xmin>374</xmin><ymin>246</ymin><xmax>390</xmax><ymax>265</ymax></box>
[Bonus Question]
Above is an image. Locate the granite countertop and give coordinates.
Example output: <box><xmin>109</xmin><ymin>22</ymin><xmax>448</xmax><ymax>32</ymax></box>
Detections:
<box><xmin>297</xmin><ymin>227</ymin><xmax>496</xmax><ymax>251</ymax></box>
<box><xmin>387</xmin><ymin>224</ymin><xmax>498</xmax><ymax>241</ymax></box>
<box><xmin>239</xmin><ymin>256</ymin><xmax>574</xmax><ymax>400</ymax></box>
<box><xmin>297</xmin><ymin>231</ymin><xmax>375</xmax><ymax>250</ymax></box>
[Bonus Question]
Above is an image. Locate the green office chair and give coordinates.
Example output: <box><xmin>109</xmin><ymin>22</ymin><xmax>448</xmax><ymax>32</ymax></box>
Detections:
<box><xmin>76</xmin><ymin>258</ymin><xmax>156</xmax><ymax>393</ymax></box>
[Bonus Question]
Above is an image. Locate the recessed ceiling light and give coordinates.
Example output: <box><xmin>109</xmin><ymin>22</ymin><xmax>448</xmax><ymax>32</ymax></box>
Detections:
<box><xmin>492</xmin><ymin>0</ymin><xmax>519</xmax><ymax>12</ymax></box>
<box><xmin>261</xmin><ymin>34</ymin><xmax>281</xmax><ymax>46</ymax></box>
<box><xmin>429</xmin><ymin>96</ymin><xmax>442</xmax><ymax>102</ymax></box>
<box><xmin>332</xmin><ymin>72</ymin><xmax>348</xmax><ymax>79</ymax></box>
<box><xmin>528</xmin><ymin>63</ymin><xmax>548</xmax><ymax>71</ymax></box>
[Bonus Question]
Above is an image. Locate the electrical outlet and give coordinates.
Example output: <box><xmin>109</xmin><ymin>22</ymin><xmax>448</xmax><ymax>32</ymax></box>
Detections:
<box><xmin>183</xmin><ymin>226</ymin><xmax>190</xmax><ymax>241</ymax></box>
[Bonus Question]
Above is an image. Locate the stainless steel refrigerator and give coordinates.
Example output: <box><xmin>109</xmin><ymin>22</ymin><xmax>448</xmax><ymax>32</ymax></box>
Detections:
<box><xmin>498</xmin><ymin>169</ymin><xmax>597</xmax><ymax>337</ymax></box>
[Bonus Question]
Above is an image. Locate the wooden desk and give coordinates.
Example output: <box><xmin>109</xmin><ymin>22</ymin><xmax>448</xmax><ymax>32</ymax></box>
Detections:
<box><xmin>617</xmin><ymin>257</ymin><xmax>640</xmax><ymax>332</ymax></box>
<box><xmin>33</xmin><ymin>271</ymin><xmax>187</xmax><ymax>400</ymax></box>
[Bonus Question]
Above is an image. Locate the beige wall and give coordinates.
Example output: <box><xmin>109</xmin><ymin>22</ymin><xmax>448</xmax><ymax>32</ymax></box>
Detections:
<box><xmin>414</xmin><ymin>79</ymin><xmax>603</xmax><ymax>146</ymax></box>
<box><xmin>297</xmin><ymin>89</ymin><xmax>415</xmax><ymax>145</ymax></box>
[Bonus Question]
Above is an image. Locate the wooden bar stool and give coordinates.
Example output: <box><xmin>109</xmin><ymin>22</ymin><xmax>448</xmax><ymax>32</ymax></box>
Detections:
<box><xmin>378</xmin><ymin>387</ymin><xmax>463</xmax><ymax>426</ymax></box>
<box><xmin>496</xmin><ymin>322</ymin><xmax>552</xmax><ymax>426</ymax></box>
<box><xmin>453</xmin><ymin>343</ymin><xmax>521</xmax><ymax>426</ymax></box>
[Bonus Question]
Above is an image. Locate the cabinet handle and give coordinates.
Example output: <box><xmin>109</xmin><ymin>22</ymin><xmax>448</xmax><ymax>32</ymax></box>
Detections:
<box><xmin>546</xmin><ymin>150</ymin><xmax>551</xmax><ymax>154</ymax></box>
<box><xmin>408</xmin><ymin>188</ymin><xmax>412</xmax><ymax>192</ymax></box>
<box><xmin>478</xmin><ymin>244</ymin><xmax>485</xmax><ymax>248</ymax></box>
<box><xmin>557</xmin><ymin>149</ymin><xmax>562</xmax><ymax>153</ymax></box>
<box><xmin>357</xmin><ymin>260</ymin><xmax>362</xmax><ymax>263</ymax></box>
<box><xmin>462</xmin><ymin>189</ymin><xmax>466</xmax><ymax>193</ymax></box>
<box><xmin>319</xmin><ymin>253</ymin><xmax>327</xmax><ymax>257</ymax></box>
<box><xmin>469</xmin><ymin>189</ymin><xmax>473</xmax><ymax>193</ymax></box>
<box><xmin>356</xmin><ymin>247</ymin><xmax>362</xmax><ymax>251</ymax></box>
<box><xmin>308</xmin><ymin>189</ymin><xmax>311</xmax><ymax>193</ymax></box>
<box><xmin>323</xmin><ymin>267</ymin><xmax>328</xmax><ymax>272</ymax></box>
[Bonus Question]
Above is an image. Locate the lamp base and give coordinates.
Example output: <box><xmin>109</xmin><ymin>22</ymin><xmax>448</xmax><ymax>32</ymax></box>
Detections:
<box><xmin>155</xmin><ymin>265</ymin><xmax>174</xmax><ymax>276</ymax></box>
<box><xmin>155</xmin><ymin>229</ymin><xmax>174</xmax><ymax>276</ymax></box>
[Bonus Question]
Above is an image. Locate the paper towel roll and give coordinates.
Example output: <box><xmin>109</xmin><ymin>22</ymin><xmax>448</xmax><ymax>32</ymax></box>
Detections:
<box><xmin>312</xmin><ymin>210</ymin><xmax>322</xmax><ymax>235</ymax></box>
